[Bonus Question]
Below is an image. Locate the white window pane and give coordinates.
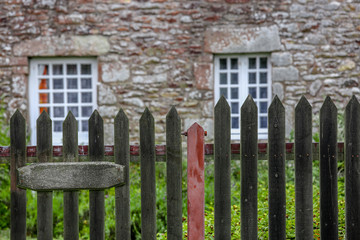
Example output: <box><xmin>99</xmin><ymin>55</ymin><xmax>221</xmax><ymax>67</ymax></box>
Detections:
<box><xmin>82</xmin><ymin>120</ymin><xmax>89</xmax><ymax>131</ymax></box>
<box><xmin>81</xmin><ymin>78</ymin><xmax>92</xmax><ymax>89</ymax></box>
<box><xmin>220</xmin><ymin>73</ymin><xmax>227</xmax><ymax>84</ymax></box>
<box><xmin>67</xmin><ymin>78</ymin><xmax>78</xmax><ymax>89</ymax></box>
<box><xmin>81</xmin><ymin>92</ymin><xmax>92</xmax><ymax>103</ymax></box>
<box><xmin>39</xmin><ymin>107</ymin><xmax>50</xmax><ymax>115</ymax></box>
<box><xmin>260</xmin><ymin>117</ymin><xmax>267</xmax><ymax>129</ymax></box>
<box><xmin>53</xmin><ymin>64</ymin><xmax>63</xmax><ymax>75</ymax></box>
<box><xmin>39</xmin><ymin>79</ymin><xmax>49</xmax><ymax>89</ymax></box>
<box><xmin>82</xmin><ymin>106</ymin><xmax>92</xmax><ymax>117</ymax></box>
<box><xmin>260</xmin><ymin>58</ymin><xmax>267</xmax><ymax>69</ymax></box>
<box><xmin>39</xmin><ymin>93</ymin><xmax>50</xmax><ymax>104</ymax></box>
<box><xmin>231</xmin><ymin>88</ymin><xmax>238</xmax><ymax>99</ymax></box>
<box><xmin>260</xmin><ymin>87</ymin><xmax>267</xmax><ymax>99</ymax></box>
<box><xmin>231</xmin><ymin>117</ymin><xmax>239</xmax><ymax>129</ymax></box>
<box><xmin>260</xmin><ymin>102</ymin><xmax>268</xmax><ymax>113</ymax></box>
<box><xmin>68</xmin><ymin>107</ymin><xmax>79</xmax><ymax>117</ymax></box>
<box><xmin>249</xmin><ymin>58</ymin><xmax>256</xmax><ymax>69</ymax></box>
<box><xmin>248</xmin><ymin>73</ymin><xmax>256</xmax><ymax>84</ymax></box>
<box><xmin>231</xmin><ymin>102</ymin><xmax>239</xmax><ymax>114</ymax></box>
<box><xmin>81</xmin><ymin>64</ymin><xmax>92</xmax><ymax>74</ymax></box>
<box><xmin>54</xmin><ymin>121</ymin><xmax>63</xmax><ymax>132</ymax></box>
<box><xmin>67</xmin><ymin>64</ymin><xmax>77</xmax><ymax>75</ymax></box>
<box><xmin>53</xmin><ymin>78</ymin><xmax>63</xmax><ymax>89</ymax></box>
<box><xmin>220</xmin><ymin>58</ymin><xmax>227</xmax><ymax>70</ymax></box>
<box><xmin>231</xmin><ymin>58</ymin><xmax>238</xmax><ymax>69</ymax></box>
<box><xmin>53</xmin><ymin>107</ymin><xmax>64</xmax><ymax>117</ymax></box>
<box><xmin>53</xmin><ymin>93</ymin><xmax>64</xmax><ymax>103</ymax></box>
<box><xmin>231</xmin><ymin>73</ymin><xmax>238</xmax><ymax>84</ymax></box>
<box><xmin>68</xmin><ymin>93</ymin><xmax>78</xmax><ymax>103</ymax></box>
<box><xmin>220</xmin><ymin>88</ymin><xmax>227</xmax><ymax>99</ymax></box>
<box><xmin>249</xmin><ymin>87</ymin><xmax>256</xmax><ymax>98</ymax></box>
<box><xmin>38</xmin><ymin>64</ymin><xmax>49</xmax><ymax>75</ymax></box>
<box><xmin>260</xmin><ymin>72</ymin><xmax>267</xmax><ymax>84</ymax></box>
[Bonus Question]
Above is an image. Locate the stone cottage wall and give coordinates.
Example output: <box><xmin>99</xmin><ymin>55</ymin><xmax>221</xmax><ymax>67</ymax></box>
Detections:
<box><xmin>1</xmin><ymin>0</ymin><xmax>359</xmax><ymax>144</ymax></box>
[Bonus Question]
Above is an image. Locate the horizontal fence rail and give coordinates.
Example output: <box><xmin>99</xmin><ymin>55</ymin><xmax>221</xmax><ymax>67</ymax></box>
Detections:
<box><xmin>0</xmin><ymin>143</ymin><xmax>346</xmax><ymax>162</ymax></box>
<box><xmin>2</xmin><ymin>95</ymin><xmax>358</xmax><ymax>240</ymax></box>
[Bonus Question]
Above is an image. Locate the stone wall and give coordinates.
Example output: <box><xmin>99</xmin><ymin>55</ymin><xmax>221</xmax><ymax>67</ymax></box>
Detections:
<box><xmin>1</xmin><ymin>0</ymin><xmax>359</xmax><ymax>144</ymax></box>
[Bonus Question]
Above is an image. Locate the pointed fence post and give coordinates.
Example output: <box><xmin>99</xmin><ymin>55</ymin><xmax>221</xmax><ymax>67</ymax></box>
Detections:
<box><xmin>140</xmin><ymin>108</ymin><xmax>156</xmax><ymax>240</ymax></box>
<box><xmin>166</xmin><ymin>106</ymin><xmax>183</xmax><ymax>240</ymax></box>
<box><xmin>186</xmin><ymin>123</ymin><xmax>205</xmax><ymax>240</ymax></box>
<box><xmin>345</xmin><ymin>96</ymin><xmax>360</xmax><ymax>239</ymax></box>
<box><xmin>214</xmin><ymin>96</ymin><xmax>231</xmax><ymax>240</ymax></box>
<box><xmin>320</xmin><ymin>96</ymin><xmax>338</xmax><ymax>239</ymax></box>
<box><xmin>295</xmin><ymin>96</ymin><xmax>313</xmax><ymax>240</ymax></box>
<box><xmin>89</xmin><ymin>110</ymin><xmax>105</xmax><ymax>240</ymax></box>
<box><xmin>63</xmin><ymin>112</ymin><xmax>79</xmax><ymax>240</ymax></box>
<box><xmin>241</xmin><ymin>95</ymin><xmax>258</xmax><ymax>240</ymax></box>
<box><xmin>114</xmin><ymin>109</ymin><xmax>131</xmax><ymax>240</ymax></box>
<box><xmin>268</xmin><ymin>96</ymin><xmax>286</xmax><ymax>240</ymax></box>
<box><xmin>10</xmin><ymin>110</ymin><xmax>26</xmax><ymax>240</ymax></box>
<box><xmin>37</xmin><ymin>111</ymin><xmax>53</xmax><ymax>240</ymax></box>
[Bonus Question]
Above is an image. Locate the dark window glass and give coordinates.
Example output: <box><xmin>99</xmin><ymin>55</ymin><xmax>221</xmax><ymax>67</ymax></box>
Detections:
<box><xmin>68</xmin><ymin>93</ymin><xmax>78</xmax><ymax>103</ymax></box>
<box><xmin>260</xmin><ymin>72</ymin><xmax>267</xmax><ymax>84</ymax></box>
<box><xmin>53</xmin><ymin>107</ymin><xmax>64</xmax><ymax>118</ymax></box>
<box><xmin>53</xmin><ymin>64</ymin><xmax>63</xmax><ymax>75</ymax></box>
<box><xmin>249</xmin><ymin>87</ymin><xmax>256</xmax><ymax>98</ymax></box>
<box><xmin>53</xmin><ymin>93</ymin><xmax>64</xmax><ymax>103</ymax></box>
<box><xmin>231</xmin><ymin>73</ymin><xmax>238</xmax><ymax>84</ymax></box>
<box><xmin>220</xmin><ymin>88</ymin><xmax>227</xmax><ymax>99</ymax></box>
<box><xmin>260</xmin><ymin>57</ymin><xmax>267</xmax><ymax>69</ymax></box>
<box><xmin>220</xmin><ymin>73</ymin><xmax>227</xmax><ymax>84</ymax></box>
<box><xmin>53</xmin><ymin>79</ymin><xmax>63</xmax><ymax>89</ymax></box>
<box><xmin>231</xmin><ymin>102</ymin><xmax>239</xmax><ymax>114</ymax></box>
<box><xmin>260</xmin><ymin>87</ymin><xmax>267</xmax><ymax>99</ymax></box>
<box><xmin>81</xmin><ymin>92</ymin><xmax>92</xmax><ymax>103</ymax></box>
<box><xmin>81</xmin><ymin>64</ymin><xmax>91</xmax><ymax>74</ymax></box>
<box><xmin>260</xmin><ymin>102</ymin><xmax>268</xmax><ymax>113</ymax></box>
<box><xmin>67</xmin><ymin>64</ymin><xmax>77</xmax><ymax>75</ymax></box>
<box><xmin>82</xmin><ymin>120</ymin><xmax>88</xmax><ymax>131</ymax></box>
<box><xmin>220</xmin><ymin>58</ymin><xmax>227</xmax><ymax>70</ymax></box>
<box><xmin>67</xmin><ymin>78</ymin><xmax>78</xmax><ymax>89</ymax></box>
<box><xmin>54</xmin><ymin>121</ymin><xmax>63</xmax><ymax>132</ymax></box>
<box><xmin>82</xmin><ymin>106</ymin><xmax>92</xmax><ymax>117</ymax></box>
<box><xmin>260</xmin><ymin>116</ymin><xmax>267</xmax><ymax>128</ymax></box>
<box><xmin>231</xmin><ymin>88</ymin><xmax>238</xmax><ymax>99</ymax></box>
<box><xmin>68</xmin><ymin>107</ymin><xmax>79</xmax><ymax>117</ymax></box>
<box><xmin>249</xmin><ymin>58</ymin><xmax>256</xmax><ymax>69</ymax></box>
<box><xmin>232</xmin><ymin>117</ymin><xmax>239</xmax><ymax>129</ymax></box>
<box><xmin>249</xmin><ymin>73</ymin><xmax>256</xmax><ymax>84</ymax></box>
<box><xmin>231</xmin><ymin>58</ymin><xmax>238</xmax><ymax>69</ymax></box>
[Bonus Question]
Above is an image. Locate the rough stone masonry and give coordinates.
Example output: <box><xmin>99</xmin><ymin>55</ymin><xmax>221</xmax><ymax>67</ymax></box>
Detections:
<box><xmin>1</xmin><ymin>0</ymin><xmax>359</xmax><ymax>144</ymax></box>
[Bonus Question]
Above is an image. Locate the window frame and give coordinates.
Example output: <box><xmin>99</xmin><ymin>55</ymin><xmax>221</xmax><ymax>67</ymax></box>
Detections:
<box><xmin>214</xmin><ymin>54</ymin><xmax>272</xmax><ymax>140</ymax></box>
<box><xmin>29</xmin><ymin>58</ymin><xmax>98</xmax><ymax>145</ymax></box>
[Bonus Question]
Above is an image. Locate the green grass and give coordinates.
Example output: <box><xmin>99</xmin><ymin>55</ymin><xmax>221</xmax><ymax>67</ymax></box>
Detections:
<box><xmin>0</xmin><ymin>159</ymin><xmax>346</xmax><ymax>239</ymax></box>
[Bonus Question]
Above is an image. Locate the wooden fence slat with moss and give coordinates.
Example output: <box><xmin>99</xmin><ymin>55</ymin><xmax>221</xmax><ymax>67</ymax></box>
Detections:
<box><xmin>3</xmin><ymin>95</ymin><xmax>358</xmax><ymax>239</ymax></box>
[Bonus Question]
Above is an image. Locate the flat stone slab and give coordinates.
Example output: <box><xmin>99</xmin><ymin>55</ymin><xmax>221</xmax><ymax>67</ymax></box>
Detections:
<box><xmin>17</xmin><ymin>162</ymin><xmax>125</xmax><ymax>191</ymax></box>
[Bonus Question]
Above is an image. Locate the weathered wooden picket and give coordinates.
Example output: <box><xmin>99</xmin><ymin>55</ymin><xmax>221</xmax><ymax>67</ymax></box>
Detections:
<box><xmin>3</xmin><ymin>95</ymin><xmax>360</xmax><ymax>240</ymax></box>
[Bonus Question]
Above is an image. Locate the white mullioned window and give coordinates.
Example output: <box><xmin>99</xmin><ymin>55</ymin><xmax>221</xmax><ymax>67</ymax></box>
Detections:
<box><xmin>214</xmin><ymin>55</ymin><xmax>272</xmax><ymax>140</ymax></box>
<box><xmin>29</xmin><ymin>58</ymin><xmax>98</xmax><ymax>145</ymax></box>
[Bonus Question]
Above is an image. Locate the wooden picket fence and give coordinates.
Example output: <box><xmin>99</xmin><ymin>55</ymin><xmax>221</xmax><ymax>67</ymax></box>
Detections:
<box><xmin>3</xmin><ymin>95</ymin><xmax>360</xmax><ymax>240</ymax></box>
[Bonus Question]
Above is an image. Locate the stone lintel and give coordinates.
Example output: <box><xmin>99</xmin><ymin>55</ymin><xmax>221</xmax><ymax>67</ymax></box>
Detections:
<box><xmin>204</xmin><ymin>25</ymin><xmax>281</xmax><ymax>53</ymax></box>
<box><xmin>13</xmin><ymin>35</ymin><xmax>110</xmax><ymax>57</ymax></box>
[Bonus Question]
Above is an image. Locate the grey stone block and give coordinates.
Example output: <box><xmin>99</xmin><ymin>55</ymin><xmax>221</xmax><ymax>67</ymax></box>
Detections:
<box><xmin>271</xmin><ymin>52</ymin><xmax>293</xmax><ymax>67</ymax></box>
<box><xmin>272</xmin><ymin>67</ymin><xmax>299</xmax><ymax>82</ymax></box>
